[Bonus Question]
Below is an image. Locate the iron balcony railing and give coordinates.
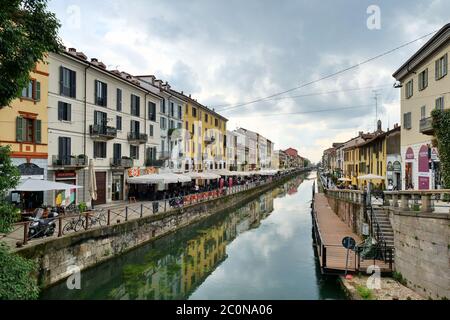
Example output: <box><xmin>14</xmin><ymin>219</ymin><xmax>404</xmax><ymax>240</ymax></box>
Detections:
<box><xmin>52</xmin><ymin>155</ymin><xmax>88</xmax><ymax>167</ymax></box>
<box><xmin>89</xmin><ymin>124</ymin><xmax>117</xmax><ymax>139</ymax></box>
<box><xmin>127</xmin><ymin>132</ymin><xmax>148</xmax><ymax>144</ymax></box>
<box><xmin>110</xmin><ymin>157</ymin><xmax>134</xmax><ymax>168</ymax></box>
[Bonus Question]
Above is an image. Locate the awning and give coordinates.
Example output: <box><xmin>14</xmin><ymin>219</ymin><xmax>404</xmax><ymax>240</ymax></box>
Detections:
<box><xmin>357</xmin><ymin>174</ymin><xmax>385</xmax><ymax>180</ymax></box>
<box><xmin>184</xmin><ymin>171</ymin><xmax>221</xmax><ymax>180</ymax></box>
<box><xmin>14</xmin><ymin>178</ymin><xmax>83</xmax><ymax>192</ymax></box>
<box><xmin>127</xmin><ymin>173</ymin><xmax>192</xmax><ymax>184</ymax></box>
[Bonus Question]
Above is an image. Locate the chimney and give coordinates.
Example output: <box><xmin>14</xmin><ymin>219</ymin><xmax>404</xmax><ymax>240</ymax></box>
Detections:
<box><xmin>68</xmin><ymin>48</ymin><xmax>77</xmax><ymax>53</ymax></box>
<box><xmin>189</xmin><ymin>94</ymin><xmax>191</xmax><ymax>98</ymax></box>
<box><xmin>98</xmin><ymin>61</ymin><xmax>106</xmax><ymax>69</ymax></box>
<box><xmin>377</xmin><ymin>120</ymin><xmax>382</xmax><ymax>132</ymax></box>
<box><xmin>90</xmin><ymin>58</ymin><xmax>99</xmax><ymax>65</ymax></box>
<box><xmin>76</xmin><ymin>51</ymin><xmax>87</xmax><ymax>60</ymax></box>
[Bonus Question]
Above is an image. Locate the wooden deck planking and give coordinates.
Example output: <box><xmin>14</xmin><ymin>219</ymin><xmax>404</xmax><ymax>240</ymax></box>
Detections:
<box><xmin>313</xmin><ymin>192</ymin><xmax>391</xmax><ymax>273</ymax></box>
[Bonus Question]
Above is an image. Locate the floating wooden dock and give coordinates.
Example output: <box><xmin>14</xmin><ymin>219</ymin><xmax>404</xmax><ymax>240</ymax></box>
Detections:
<box><xmin>312</xmin><ymin>192</ymin><xmax>392</xmax><ymax>275</ymax></box>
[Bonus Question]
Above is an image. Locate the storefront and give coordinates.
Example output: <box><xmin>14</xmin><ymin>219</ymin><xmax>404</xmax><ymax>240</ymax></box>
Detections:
<box><xmin>404</xmin><ymin>147</ymin><xmax>414</xmax><ymax>189</ymax></box>
<box><xmin>112</xmin><ymin>171</ymin><xmax>124</xmax><ymax>201</ymax></box>
<box><xmin>12</xmin><ymin>163</ymin><xmax>45</xmax><ymax>210</ymax></box>
<box><xmin>54</xmin><ymin>171</ymin><xmax>77</xmax><ymax>206</ymax></box>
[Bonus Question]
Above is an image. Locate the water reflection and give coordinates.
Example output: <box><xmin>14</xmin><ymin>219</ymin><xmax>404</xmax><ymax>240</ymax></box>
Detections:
<box><xmin>41</xmin><ymin>173</ymin><xmax>345</xmax><ymax>300</ymax></box>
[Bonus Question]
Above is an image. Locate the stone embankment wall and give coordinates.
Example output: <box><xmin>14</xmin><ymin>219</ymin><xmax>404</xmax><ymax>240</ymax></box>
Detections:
<box><xmin>17</xmin><ymin>173</ymin><xmax>299</xmax><ymax>288</ymax></box>
<box><xmin>325</xmin><ymin>195</ymin><xmax>366</xmax><ymax>237</ymax></box>
<box><xmin>390</xmin><ymin>210</ymin><xmax>450</xmax><ymax>300</ymax></box>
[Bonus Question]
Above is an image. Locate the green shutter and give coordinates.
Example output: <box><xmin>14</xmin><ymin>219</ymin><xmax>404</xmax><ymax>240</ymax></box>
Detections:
<box><xmin>35</xmin><ymin>120</ymin><xmax>42</xmax><ymax>143</ymax></box>
<box><xmin>444</xmin><ymin>54</ymin><xmax>448</xmax><ymax>76</ymax></box>
<box><xmin>435</xmin><ymin>60</ymin><xmax>439</xmax><ymax>79</ymax></box>
<box><xmin>36</xmin><ymin>81</ymin><xmax>41</xmax><ymax>101</ymax></box>
<box><xmin>16</xmin><ymin>117</ymin><xmax>23</xmax><ymax>142</ymax></box>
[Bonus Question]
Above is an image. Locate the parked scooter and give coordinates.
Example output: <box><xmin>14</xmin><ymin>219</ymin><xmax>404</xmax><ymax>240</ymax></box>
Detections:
<box><xmin>27</xmin><ymin>207</ymin><xmax>59</xmax><ymax>240</ymax></box>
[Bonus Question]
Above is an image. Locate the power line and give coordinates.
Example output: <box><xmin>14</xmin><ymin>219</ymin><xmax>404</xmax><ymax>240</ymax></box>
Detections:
<box><xmin>230</xmin><ymin>104</ymin><xmax>373</xmax><ymax>118</ymax></box>
<box><xmin>217</xmin><ymin>84</ymin><xmax>392</xmax><ymax>112</ymax></box>
<box><xmin>211</xmin><ymin>29</ymin><xmax>438</xmax><ymax>111</ymax></box>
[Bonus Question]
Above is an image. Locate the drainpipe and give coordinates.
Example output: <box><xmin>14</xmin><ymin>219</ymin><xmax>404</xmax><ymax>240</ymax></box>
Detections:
<box><xmin>83</xmin><ymin>64</ymin><xmax>91</xmax><ymax>203</ymax></box>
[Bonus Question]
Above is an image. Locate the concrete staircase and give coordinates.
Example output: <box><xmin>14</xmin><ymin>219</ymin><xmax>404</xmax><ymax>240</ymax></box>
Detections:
<box><xmin>372</xmin><ymin>208</ymin><xmax>394</xmax><ymax>249</ymax></box>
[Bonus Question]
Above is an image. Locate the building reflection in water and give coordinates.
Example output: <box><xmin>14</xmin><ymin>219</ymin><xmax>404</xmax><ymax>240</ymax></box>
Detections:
<box><xmin>40</xmin><ymin>176</ymin><xmax>306</xmax><ymax>300</ymax></box>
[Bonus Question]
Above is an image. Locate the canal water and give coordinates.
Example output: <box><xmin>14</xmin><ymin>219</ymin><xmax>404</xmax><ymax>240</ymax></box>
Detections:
<box><xmin>40</xmin><ymin>172</ymin><xmax>346</xmax><ymax>300</ymax></box>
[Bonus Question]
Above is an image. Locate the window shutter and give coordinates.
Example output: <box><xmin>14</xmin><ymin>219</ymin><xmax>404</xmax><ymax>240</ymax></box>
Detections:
<box><xmin>58</xmin><ymin>102</ymin><xmax>63</xmax><ymax>120</ymax></box>
<box><xmin>59</xmin><ymin>66</ymin><xmax>64</xmax><ymax>94</ymax></box>
<box><xmin>94</xmin><ymin>80</ymin><xmax>98</xmax><ymax>105</ymax></box>
<box><xmin>435</xmin><ymin>60</ymin><xmax>439</xmax><ymax>79</ymax></box>
<box><xmin>16</xmin><ymin>117</ymin><xmax>23</xmax><ymax>142</ymax></box>
<box><xmin>444</xmin><ymin>54</ymin><xmax>448</xmax><ymax>76</ymax></box>
<box><xmin>36</xmin><ymin>81</ymin><xmax>41</xmax><ymax>101</ymax></box>
<box><xmin>425</xmin><ymin>68</ymin><xmax>428</xmax><ymax>87</ymax></box>
<box><xmin>70</xmin><ymin>70</ymin><xmax>76</xmax><ymax>98</ymax></box>
<box><xmin>35</xmin><ymin>119</ymin><xmax>42</xmax><ymax>143</ymax></box>
<box><xmin>103</xmin><ymin>82</ymin><xmax>107</xmax><ymax>106</ymax></box>
<box><xmin>67</xmin><ymin>104</ymin><xmax>72</xmax><ymax>121</ymax></box>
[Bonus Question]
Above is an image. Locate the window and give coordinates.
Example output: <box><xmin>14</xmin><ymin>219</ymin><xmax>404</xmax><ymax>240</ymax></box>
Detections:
<box><xmin>94</xmin><ymin>110</ymin><xmax>107</xmax><ymax>126</ymax></box>
<box><xmin>148</xmin><ymin>102</ymin><xmax>156</xmax><ymax>121</ymax></box>
<box><xmin>95</xmin><ymin>80</ymin><xmax>107</xmax><ymax>106</ymax></box>
<box><xmin>113</xmin><ymin>143</ymin><xmax>121</xmax><ymax>160</ymax></box>
<box><xmin>405</xmin><ymin>79</ymin><xmax>413</xmax><ymax>99</ymax></box>
<box><xmin>177</xmin><ymin>122</ymin><xmax>182</xmax><ymax>129</ymax></box>
<box><xmin>130</xmin><ymin>120</ymin><xmax>140</xmax><ymax>134</ymax></box>
<box><xmin>205</xmin><ymin>114</ymin><xmax>208</xmax><ymax>122</ymax></box>
<box><xmin>178</xmin><ymin>105</ymin><xmax>182</xmax><ymax>119</ymax></box>
<box><xmin>131</xmin><ymin>94</ymin><xmax>140</xmax><ymax>116</ymax></box>
<box><xmin>436</xmin><ymin>96</ymin><xmax>444</xmax><ymax>110</ymax></box>
<box><xmin>16</xmin><ymin>117</ymin><xmax>41</xmax><ymax>143</ymax></box>
<box><xmin>146</xmin><ymin>147</ymin><xmax>157</xmax><ymax>160</ymax></box>
<box><xmin>116</xmin><ymin>116</ymin><xmax>122</xmax><ymax>130</ymax></box>
<box><xmin>418</xmin><ymin>69</ymin><xmax>428</xmax><ymax>91</ymax></box>
<box><xmin>192</xmin><ymin>107</ymin><xmax>197</xmax><ymax>117</ymax></box>
<box><xmin>116</xmin><ymin>89</ymin><xmax>122</xmax><ymax>111</ymax></box>
<box><xmin>130</xmin><ymin>145</ymin><xmax>139</xmax><ymax>160</ymax></box>
<box><xmin>161</xmin><ymin>140</ymin><xmax>165</xmax><ymax>153</ymax></box>
<box><xmin>215</xmin><ymin>118</ymin><xmax>219</xmax><ymax>127</ymax></box>
<box><xmin>21</xmin><ymin>80</ymin><xmax>41</xmax><ymax>101</ymax></box>
<box><xmin>58</xmin><ymin>137</ymin><xmax>71</xmax><ymax>162</ymax></box>
<box><xmin>420</xmin><ymin>106</ymin><xmax>426</xmax><ymax>120</ymax></box>
<box><xmin>58</xmin><ymin>101</ymin><xmax>71</xmax><ymax>121</ymax></box>
<box><xmin>403</xmin><ymin>112</ymin><xmax>412</xmax><ymax>130</ymax></box>
<box><xmin>185</xmin><ymin>105</ymin><xmax>188</xmax><ymax>114</ymax></box>
<box><xmin>93</xmin><ymin>141</ymin><xmax>107</xmax><ymax>158</ymax></box>
<box><xmin>160</xmin><ymin>99</ymin><xmax>166</xmax><ymax>114</ymax></box>
<box><xmin>170</xmin><ymin>102</ymin><xmax>174</xmax><ymax>117</ymax></box>
<box><xmin>169</xmin><ymin>120</ymin><xmax>174</xmax><ymax>129</ymax></box>
<box><xmin>192</xmin><ymin>124</ymin><xmax>195</xmax><ymax>135</ymax></box>
<box><xmin>149</xmin><ymin>124</ymin><xmax>154</xmax><ymax>137</ymax></box>
<box><xmin>435</xmin><ymin>53</ymin><xmax>448</xmax><ymax>80</ymax></box>
<box><xmin>160</xmin><ymin>117</ymin><xmax>167</xmax><ymax>130</ymax></box>
<box><xmin>60</xmin><ymin>66</ymin><xmax>76</xmax><ymax>98</ymax></box>
<box><xmin>185</xmin><ymin>121</ymin><xmax>188</xmax><ymax>130</ymax></box>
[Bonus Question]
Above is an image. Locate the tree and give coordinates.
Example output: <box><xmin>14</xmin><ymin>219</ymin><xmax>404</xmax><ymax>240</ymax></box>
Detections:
<box><xmin>431</xmin><ymin>109</ymin><xmax>450</xmax><ymax>189</ymax></box>
<box><xmin>0</xmin><ymin>0</ymin><xmax>61</xmax><ymax>107</ymax></box>
<box><xmin>0</xmin><ymin>146</ymin><xmax>39</xmax><ymax>299</ymax></box>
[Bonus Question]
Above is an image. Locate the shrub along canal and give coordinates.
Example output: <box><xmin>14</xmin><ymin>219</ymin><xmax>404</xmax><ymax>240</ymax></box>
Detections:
<box><xmin>40</xmin><ymin>172</ymin><xmax>346</xmax><ymax>300</ymax></box>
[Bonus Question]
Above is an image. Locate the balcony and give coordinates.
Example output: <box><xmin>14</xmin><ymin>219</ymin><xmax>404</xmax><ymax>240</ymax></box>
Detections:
<box><xmin>145</xmin><ymin>158</ymin><xmax>165</xmax><ymax>167</ymax></box>
<box><xmin>158</xmin><ymin>151</ymin><xmax>170</xmax><ymax>160</ymax></box>
<box><xmin>419</xmin><ymin>117</ymin><xmax>434</xmax><ymax>135</ymax></box>
<box><xmin>127</xmin><ymin>132</ymin><xmax>148</xmax><ymax>144</ymax></box>
<box><xmin>110</xmin><ymin>157</ymin><xmax>134</xmax><ymax>169</ymax></box>
<box><xmin>52</xmin><ymin>155</ymin><xmax>88</xmax><ymax>168</ymax></box>
<box><xmin>90</xmin><ymin>124</ymin><xmax>117</xmax><ymax>140</ymax></box>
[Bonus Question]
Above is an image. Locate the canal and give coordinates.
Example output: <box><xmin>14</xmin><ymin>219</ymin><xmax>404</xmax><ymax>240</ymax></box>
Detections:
<box><xmin>40</xmin><ymin>172</ymin><xmax>346</xmax><ymax>300</ymax></box>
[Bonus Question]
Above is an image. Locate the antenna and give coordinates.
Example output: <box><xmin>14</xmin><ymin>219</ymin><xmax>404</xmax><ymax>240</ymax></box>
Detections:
<box><xmin>372</xmin><ymin>90</ymin><xmax>381</xmax><ymax>131</ymax></box>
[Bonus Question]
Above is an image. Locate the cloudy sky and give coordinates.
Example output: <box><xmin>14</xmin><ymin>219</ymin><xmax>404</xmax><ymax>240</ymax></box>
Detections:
<box><xmin>48</xmin><ymin>0</ymin><xmax>449</xmax><ymax>162</ymax></box>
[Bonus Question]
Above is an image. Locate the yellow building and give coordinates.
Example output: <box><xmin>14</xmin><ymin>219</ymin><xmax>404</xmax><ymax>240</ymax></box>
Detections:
<box><xmin>0</xmin><ymin>61</ymin><xmax>49</xmax><ymax>207</ymax></box>
<box><xmin>170</xmin><ymin>90</ymin><xmax>228</xmax><ymax>171</ymax></box>
<box><xmin>342</xmin><ymin>132</ymin><xmax>376</xmax><ymax>185</ymax></box>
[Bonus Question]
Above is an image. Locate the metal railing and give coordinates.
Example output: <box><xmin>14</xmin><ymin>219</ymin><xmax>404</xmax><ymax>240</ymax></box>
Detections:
<box><xmin>89</xmin><ymin>124</ymin><xmax>117</xmax><ymax>139</ymax></box>
<box><xmin>1</xmin><ymin>169</ymin><xmax>303</xmax><ymax>248</ymax></box>
<box><xmin>52</xmin><ymin>155</ymin><xmax>88</xmax><ymax>167</ymax></box>
<box><xmin>110</xmin><ymin>157</ymin><xmax>134</xmax><ymax>168</ymax></box>
<box><xmin>127</xmin><ymin>132</ymin><xmax>148</xmax><ymax>143</ymax></box>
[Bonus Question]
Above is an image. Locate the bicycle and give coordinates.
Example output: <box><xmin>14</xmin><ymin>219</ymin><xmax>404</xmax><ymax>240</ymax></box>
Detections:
<box><xmin>82</xmin><ymin>209</ymin><xmax>107</xmax><ymax>229</ymax></box>
<box><xmin>62</xmin><ymin>214</ymin><xmax>85</xmax><ymax>234</ymax></box>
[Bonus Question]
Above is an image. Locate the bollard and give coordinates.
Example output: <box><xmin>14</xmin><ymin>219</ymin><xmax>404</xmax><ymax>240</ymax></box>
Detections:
<box><xmin>140</xmin><ymin>203</ymin><xmax>143</xmax><ymax>218</ymax></box>
<box><xmin>23</xmin><ymin>222</ymin><xmax>29</xmax><ymax>245</ymax></box>
<box><xmin>125</xmin><ymin>207</ymin><xmax>128</xmax><ymax>221</ymax></box>
<box><xmin>107</xmin><ymin>209</ymin><xmax>111</xmax><ymax>225</ymax></box>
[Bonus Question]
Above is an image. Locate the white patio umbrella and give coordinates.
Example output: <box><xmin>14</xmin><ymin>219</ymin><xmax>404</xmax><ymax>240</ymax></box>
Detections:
<box><xmin>184</xmin><ymin>172</ymin><xmax>221</xmax><ymax>180</ymax></box>
<box><xmin>14</xmin><ymin>178</ymin><xmax>83</xmax><ymax>191</ymax></box>
<box><xmin>338</xmin><ymin>177</ymin><xmax>352</xmax><ymax>182</ymax></box>
<box><xmin>127</xmin><ymin>173</ymin><xmax>191</xmax><ymax>184</ymax></box>
<box><xmin>357</xmin><ymin>174</ymin><xmax>384</xmax><ymax>180</ymax></box>
<box><xmin>89</xmin><ymin>159</ymin><xmax>97</xmax><ymax>201</ymax></box>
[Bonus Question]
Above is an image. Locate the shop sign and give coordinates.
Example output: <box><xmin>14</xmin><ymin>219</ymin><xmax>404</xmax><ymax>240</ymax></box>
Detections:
<box><xmin>387</xmin><ymin>161</ymin><xmax>393</xmax><ymax>171</ymax></box>
<box><xmin>393</xmin><ymin>161</ymin><xmax>401</xmax><ymax>172</ymax></box>
<box><xmin>145</xmin><ymin>167</ymin><xmax>157</xmax><ymax>174</ymax></box>
<box><xmin>418</xmin><ymin>176</ymin><xmax>430</xmax><ymax>190</ymax></box>
<box><xmin>55</xmin><ymin>171</ymin><xmax>76</xmax><ymax>179</ymax></box>
<box><xmin>405</xmin><ymin>147</ymin><xmax>414</xmax><ymax>160</ymax></box>
<box><xmin>128</xmin><ymin>167</ymin><xmax>140</xmax><ymax>177</ymax></box>
<box><xmin>418</xmin><ymin>145</ymin><xmax>429</xmax><ymax>173</ymax></box>
<box><xmin>431</xmin><ymin>148</ymin><xmax>439</xmax><ymax>161</ymax></box>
